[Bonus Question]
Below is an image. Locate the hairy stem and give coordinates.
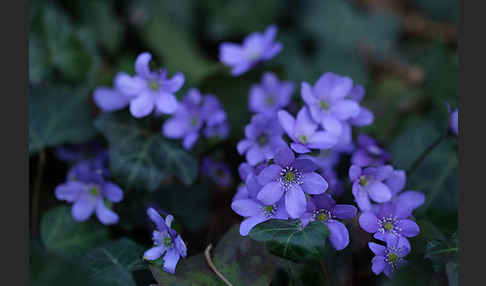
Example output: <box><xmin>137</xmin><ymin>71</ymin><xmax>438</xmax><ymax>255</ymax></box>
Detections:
<box><xmin>407</xmin><ymin>132</ymin><xmax>448</xmax><ymax>176</ymax></box>
<box><xmin>205</xmin><ymin>244</ymin><xmax>233</xmax><ymax>286</ymax></box>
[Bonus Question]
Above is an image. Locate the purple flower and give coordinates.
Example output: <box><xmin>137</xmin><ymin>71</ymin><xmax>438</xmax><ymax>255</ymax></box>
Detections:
<box><xmin>278</xmin><ymin>107</ymin><xmax>338</xmax><ymax>154</ymax></box>
<box><xmin>385</xmin><ymin>168</ymin><xmax>406</xmax><ymax>196</ymax></box>
<box><xmin>256</xmin><ymin>146</ymin><xmax>329</xmax><ymax>218</ymax></box>
<box><xmin>201</xmin><ymin>157</ymin><xmax>233</xmax><ymax>188</ymax></box>
<box><xmin>351</xmin><ymin>134</ymin><xmax>391</xmax><ymax>167</ymax></box>
<box><xmin>349</xmin><ymin>164</ymin><xmax>394</xmax><ymax>211</ymax></box>
<box><xmin>450</xmin><ymin>108</ymin><xmax>458</xmax><ymax>136</ymax></box>
<box><xmin>143</xmin><ymin>208</ymin><xmax>187</xmax><ymax>274</ymax></box>
<box><xmin>249</xmin><ymin>72</ymin><xmax>294</xmax><ymax>115</ymax></box>
<box><xmin>369</xmin><ymin>235</ymin><xmax>411</xmax><ymax>277</ymax></box>
<box><xmin>162</xmin><ymin>89</ymin><xmax>205</xmax><ymax>149</ymax></box>
<box><xmin>359</xmin><ymin>201</ymin><xmax>420</xmax><ymax>243</ymax></box>
<box><xmin>237</xmin><ymin>114</ymin><xmax>286</xmax><ymax>165</ymax></box>
<box><xmin>55</xmin><ymin>176</ymin><xmax>123</xmax><ymax>225</ymax></box>
<box><xmin>320</xmin><ymin>168</ymin><xmax>345</xmax><ymax>198</ymax></box>
<box><xmin>347</xmin><ymin>85</ymin><xmax>374</xmax><ymax>127</ymax></box>
<box><xmin>93</xmin><ymin>72</ymin><xmax>134</xmax><ymax>112</ymax></box>
<box><xmin>116</xmin><ymin>52</ymin><xmax>185</xmax><ymax>118</ymax></box>
<box><xmin>300</xmin><ymin>193</ymin><xmax>357</xmax><ymax>250</ymax></box>
<box><xmin>201</xmin><ymin>95</ymin><xmax>229</xmax><ymax>139</ymax></box>
<box><xmin>232</xmin><ymin>198</ymin><xmax>288</xmax><ymax>236</ymax></box>
<box><xmin>301</xmin><ymin>73</ymin><xmax>360</xmax><ymax>135</ymax></box>
<box><xmin>219</xmin><ymin>25</ymin><xmax>282</xmax><ymax>76</ymax></box>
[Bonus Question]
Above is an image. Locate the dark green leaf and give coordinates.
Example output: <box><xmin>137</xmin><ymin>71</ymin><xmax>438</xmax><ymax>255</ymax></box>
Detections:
<box><xmin>142</xmin><ymin>16</ymin><xmax>220</xmax><ymax>84</ymax></box>
<box><xmin>29</xmin><ymin>84</ymin><xmax>98</xmax><ymax>155</ymax></box>
<box><xmin>390</xmin><ymin>121</ymin><xmax>458</xmax><ymax>222</ymax></box>
<box><xmin>82</xmin><ymin>238</ymin><xmax>145</xmax><ymax>286</ymax></box>
<box><xmin>94</xmin><ymin>112</ymin><xmax>198</xmax><ymax>191</ymax></box>
<box><xmin>40</xmin><ymin>206</ymin><xmax>109</xmax><ymax>257</ymax></box>
<box><xmin>249</xmin><ymin>219</ymin><xmax>330</xmax><ymax>261</ymax></box>
<box><xmin>31</xmin><ymin>239</ymin><xmax>104</xmax><ymax>286</ymax></box>
<box><xmin>150</xmin><ymin>224</ymin><xmax>277</xmax><ymax>286</ymax></box>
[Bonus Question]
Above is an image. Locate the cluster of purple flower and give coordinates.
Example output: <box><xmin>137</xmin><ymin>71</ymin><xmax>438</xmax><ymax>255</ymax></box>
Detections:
<box><xmin>54</xmin><ymin>145</ymin><xmax>123</xmax><ymax>225</ymax></box>
<box><xmin>54</xmin><ymin>143</ymin><xmax>189</xmax><ymax>274</ymax></box>
<box><xmin>93</xmin><ymin>52</ymin><xmax>229</xmax><ymax>150</ymax></box>
<box><xmin>228</xmin><ymin>25</ymin><xmax>426</xmax><ymax>278</ymax></box>
<box><xmin>163</xmin><ymin>89</ymin><xmax>229</xmax><ymax>149</ymax></box>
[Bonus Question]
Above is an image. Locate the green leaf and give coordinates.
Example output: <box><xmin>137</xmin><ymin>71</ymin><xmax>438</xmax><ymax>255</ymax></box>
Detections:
<box><xmin>94</xmin><ymin>112</ymin><xmax>198</xmax><ymax>191</ymax></box>
<box><xmin>79</xmin><ymin>1</ymin><xmax>123</xmax><ymax>54</ymax></box>
<box><xmin>142</xmin><ymin>16</ymin><xmax>220</xmax><ymax>84</ymax></box>
<box><xmin>249</xmin><ymin>219</ymin><xmax>330</xmax><ymax>261</ymax></box>
<box><xmin>29</xmin><ymin>84</ymin><xmax>98</xmax><ymax>155</ymax></box>
<box><xmin>40</xmin><ymin>206</ymin><xmax>109</xmax><ymax>257</ymax></box>
<box><xmin>42</xmin><ymin>3</ymin><xmax>100</xmax><ymax>84</ymax></box>
<box><xmin>390</xmin><ymin>120</ymin><xmax>458</xmax><ymax>224</ymax></box>
<box><xmin>81</xmin><ymin>238</ymin><xmax>145</xmax><ymax>286</ymax></box>
<box><xmin>31</xmin><ymin>240</ymin><xmax>104</xmax><ymax>286</ymax></box>
<box><xmin>150</xmin><ymin>224</ymin><xmax>278</xmax><ymax>286</ymax></box>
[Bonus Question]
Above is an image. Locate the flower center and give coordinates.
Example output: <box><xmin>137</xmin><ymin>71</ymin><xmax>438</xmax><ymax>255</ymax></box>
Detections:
<box><xmin>320</xmin><ymin>100</ymin><xmax>329</xmax><ymax>110</ymax></box>
<box><xmin>149</xmin><ymin>81</ymin><xmax>159</xmax><ymax>91</ymax></box>
<box><xmin>299</xmin><ymin>135</ymin><xmax>308</xmax><ymax>144</ymax></box>
<box><xmin>163</xmin><ymin>236</ymin><xmax>173</xmax><ymax>247</ymax></box>
<box><xmin>265</xmin><ymin>95</ymin><xmax>276</xmax><ymax>106</ymax></box>
<box><xmin>279</xmin><ymin>166</ymin><xmax>303</xmax><ymax>190</ymax></box>
<box><xmin>359</xmin><ymin>176</ymin><xmax>369</xmax><ymax>186</ymax></box>
<box><xmin>285</xmin><ymin>172</ymin><xmax>295</xmax><ymax>182</ymax></box>
<box><xmin>378</xmin><ymin>216</ymin><xmax>400</xmax><ymax>235</ymax></box>
<box><xmin>387</xmin><ymin>252</ymin><xmax>398</xmax><ymax>263</ymax></box>
<box><xmin>313</xmin><ymin>209</ymin><xmax>332</xmax><ymax>222</ymax></box>
<box><xmin>190</xmin><ymin>117</ymin><xmax>199</xmax><ymax>127</ymax></box>
<box><xmin>90</xmin><ymin>186</ymin><xmax>100</xmax><ymax>197</ymax></box>
<box><xmin>257</xmin><ymin>134</ymin><xmax>268</xmax><ymax>146</ymax></box>
<box><xmin>262</xmin><ymin>204</ymin><xmax>277</xmax><ymax>218</ymax></box>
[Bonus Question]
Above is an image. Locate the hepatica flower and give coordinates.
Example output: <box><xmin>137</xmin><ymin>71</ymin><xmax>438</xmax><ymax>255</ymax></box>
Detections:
<box><xmin>256</xmin><ymin>146</ymin><xmax>328</xmax><ymax>218</ymax></box>
<box><xmin>351</xmin><ymin>134</ymin><xmax>391</xmax><ymax>167</ymax></box>
<box><xmin>249</xmin><ymin>72</ymin><xmax>294</xmax><ymax>115</ymax></box>
<box><xmin>232</xmin><ymin>198</ymin><xmax>288</xmax><ymax>236</ymax></box>
<box><xmin>237</xmin><ymin>114</ymin><xmax>286</xmax><ymax>165</ymax></box>
<box><xmin>201</xmin><ymin>157</ymin><xmax>233</xmax><ymax>188</ymax></box>
<box><xmin>201</xmin><ymin>95</ymin><xmax>230</xmax><ymax>140</ymax></box>
<box><xmin>93</xmin><ymin>72</ymin><xmax>134</xmax><ymax>112</ymax></box>
<box><xmin>144</xmin><ymin>208</ymin><xmax>187</xmax><ymax>274</ymax></box>
<box><xmin>163</xmin><ymin>89</ymin><xmax>205</xmax><ymax>149</ymax></box>
<box><xmin>359</xmin><ymin>201</ymin><xmax>420</xmax><ymax>243</ymax></box>
<box><xmin>300</xmin><ymin>194</ymin><xmax>357</xmax><ymax>250</ymax></box>
<box><xmin>369</xmin><ymin>235</ymin><xmax>411</xmax><ymax>277</ymax></box>
<box><xmin>116</xmin><ymin>52</ymin><xmax>185</xmax><ymax>118</ymax></box>
<box><xmin>55</xmin><ymin>162</ymin><xmax>123</xmax><ymax>225</ymax></box>
<box><xmin>219</xmin><ymin>25</ymin><xmax>282</xmax><ymax>76</ymax></box>
<box><xmin>349</xmin><ymin>164</ymin><xmax>393</xmax><ymax>211</ymax></box>
<box><xmin>346</xmin><ymin>85</ymin><xmax>374</xmax><ymax>127</ymax></box>
<box><xmin>278</xmin><ymin>107</ymin><xmax>338</xmax><ymax>154</ymax></box>
<box><xmin>301</xmin><ymin>72</ymin><xmax>360</xmax><ymax>135</ymax></box>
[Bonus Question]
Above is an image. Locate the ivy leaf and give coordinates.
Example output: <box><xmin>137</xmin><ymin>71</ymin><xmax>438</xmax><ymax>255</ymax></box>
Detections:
<box><xmin>249</xmin><ymin>219</ymin><xmax>330</xmax><ymax>261</ymax></box>
<box><xmin>149</xmin><ymin>224</ymin><xmax>278</xmax><ymax>286</ymax></box>
<box><xmin>29</xmin><ymin>84</ymin><xmax>98</xmax><ymax>155</ymax></box>
<box><xmin>390</xmin><ymin>120</ymin><xmax>458</xmax><ymax>227</ymax></box>
<box><xmin>94</xmin><ymin>112</ymin><xmax>198</xmax><ymax>191</ymax></box>
<box><xmin>81</xmin><ymin>238</ymin><xmax>145</xmax><ymax>286</ymax></box>
<box><xmin>40</xmin><ymin>206</ymin><xmax>109</xmax><ymax>257</ymax></box>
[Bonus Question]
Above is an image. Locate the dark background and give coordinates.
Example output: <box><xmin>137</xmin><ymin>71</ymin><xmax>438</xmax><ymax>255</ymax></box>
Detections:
<box><xmin>28</xmin><ymin>0</ymin><xmax>458</xmax><ymax>285</ymax></box>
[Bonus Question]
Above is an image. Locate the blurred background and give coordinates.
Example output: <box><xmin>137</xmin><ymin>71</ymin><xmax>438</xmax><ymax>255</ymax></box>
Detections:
<box><xmin>30</xmin><ymin>0</ymin><xmax>458</xmax><ymax>285</ymax></box>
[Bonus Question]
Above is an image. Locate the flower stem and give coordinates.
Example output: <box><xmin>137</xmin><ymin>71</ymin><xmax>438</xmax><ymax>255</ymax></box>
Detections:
<box><xmin>320</xmin><ymin>261</ymin><xmax>331</xmax><ymax>286</ymax></box>
<box><xmin>407</xmin><ymin>132</ymin><xmax>448</xmax><ymax>176</ymax></box>
<box><xmin>205</xmin><ymin>244</ymin><xmax>233</xmax><ymax>286</ymax></box>
<box><xmin>32</xmin><ymin>149</ymin><xmax>46</xmax><ymax>238</ymax></box>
